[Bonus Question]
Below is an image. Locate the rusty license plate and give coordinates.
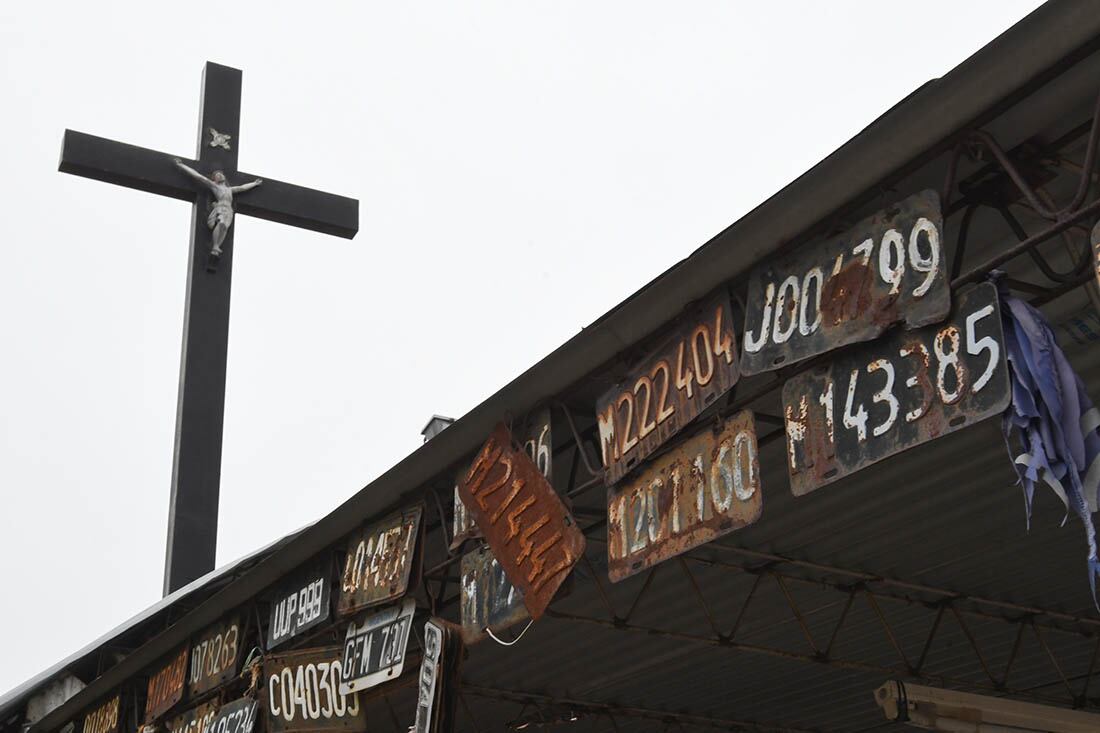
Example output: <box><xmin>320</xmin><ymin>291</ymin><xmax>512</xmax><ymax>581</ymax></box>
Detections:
<box><xmin>459</xmin><ymin>545</ymin><xmax>529</xmax><ymax>645</ymax></box>
<box><xmin>337</xmin><ymin>505</ymin><xmax>422</xmax><ymax>616</ymax></box>
<box><xmin>263</xmin><ymin>646</ymin><xmax>364</xmax><ymax>732</ymax></box>
<box><xmin>187</xmin><ymin>615</ymin><xmax>241</xmax><ymax>696</ymax></box>
<box><xmin>607</xmin><ymin>410</ymin><xmax>763</xmax><ymax>582</ymax></box>
<box><xmin>597</xmin><ymin>291</ymin><xmax>740</xmax><ymax>484</ymax></box>
<box><xmin>339</xmin><ymin>598</ymin><xmax>416</xmax><ymax>695</ymax></box>
<box><xmin>165</xmin><ymin>703</ymin><xmax>217</xmax><ymax>733</ymax></box>
<box><xmin>268</xmin><ymin>560</ymin><xmax>332</xmax><ymax>650</ymax></box>
<box><xmin>145</xmin><ymin>646</ymin><xmax>188</xmax><ymax>722</ymax></box>
<box><xmin>82</xmin><ymin>695</ymin><xmax>121</xmax><ymax>733</ymax></box>
<box><xmin>783</xmin><ymin>282</ymin><xmax>1009</xmax><ymax>495</ymax></box>
<box><xmin>450</xmin><ymin>410</ymin><xmax>552</xmax><ymax>551</ymax></box>
<box><xmin>457</xmin><ymin>423</ymin><xmax>585</xmax><ymax>620</ymax></box>
<box><xmin>414</xmin><ymin>619</ymin><xmax>463</xmax><ymax>733</ymax></box>
<box><xmin>204</xmin><ymin>697</ymin><xmax>258</xmax><ymax>733</ymax></box>
<box><xmin>742</xmin><ymin>190</ymin><xmax>948</xmax><ymax>375</ymax></box>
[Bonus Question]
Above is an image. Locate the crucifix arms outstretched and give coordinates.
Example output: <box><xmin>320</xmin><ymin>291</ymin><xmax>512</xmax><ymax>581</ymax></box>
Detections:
<box><xmin>174</xmin><ymin>158</ymin><xmax>262</xmax><ymax>257</ymax></box>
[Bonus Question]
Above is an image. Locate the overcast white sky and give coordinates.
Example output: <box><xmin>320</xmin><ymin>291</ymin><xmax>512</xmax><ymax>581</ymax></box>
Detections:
<box><xmin>0</xmin><ymin>0</ymin><xmax>1044</xmax><ymax>696</ymax></box>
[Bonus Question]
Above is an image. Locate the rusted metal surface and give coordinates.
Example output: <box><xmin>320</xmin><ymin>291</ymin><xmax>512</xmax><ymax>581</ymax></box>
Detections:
<box><xmin>81</xmin><ymin>695</ymin><xmax>120</xmax><ymax>733</ymax></box>
<box><xmin>267</xmin><ymin>560</ymin><xmax>332</xmax><ymax>650</ymax></box>
<box><xmin>457</xmin><ymin>423</ymin><xmax>585</xmax><ymax>621</ymax></box>
<box><xmin>597</xmin><ymin>291</ymin><xmax>740</xmax><ymax>484</ymax></box>
<box><xmin>607</xmin><ymin>410</ymin><xmax>763</xmax><ymax>582</ymax></box>
<box><xmin>337</xmin><ymin>505</ymin><xmax>423</xmax><ymax>616</ymax></box>
<box><xmin>450</xmin><ymin>410</ymin><xmax>551</xmax><ymax>552</ymax></box>
<box><xmin>165</xmin><ymin>702</ymin><xmax>216</xmax><ymax>733</ymax></box>
<box><xmin>204</xmin><ymin>697</ymin><xmax>258</xmax><ymax>733</ymax></box>
<box><xmin>145</xmin><ymin>646</ymin><xmax>188</xmax><ymax>722</ymax></box>
<box><xmin>338</xmin><ymin>598</ymin><xmax>416</xmax><ymax>695</ymax></box>
<box><xmin>783</xmin><ymin>282</ymin><xmax>1009</xmax><ymax>495</ymax></box>
<box><xmin>1092</xmin><ymin>220</ymin><xmax>1100</xmax><ymax>291</ymax></box>
<box><xmin>187</xmin><ymin>614</ymin><xmax>241</xmax><ymax>697</ymax></box>
<box><xmin>263</xmin><ymin>646</ymin><xmax>364</xmax><ymax>732</ymax></box>
<box><xmin>414</xmin><ymin>618</ymin><xmax>463</xmax><ymax>733</ymax></box>
<box><xmin>742</xmin><ymin>190</ymin><xmax>948</xmax><ymax>375</ymax></box>
<box><xmin>459</xmin><ymin>545</ymin><xmax>529</xmax><ymax>645</ymax></box>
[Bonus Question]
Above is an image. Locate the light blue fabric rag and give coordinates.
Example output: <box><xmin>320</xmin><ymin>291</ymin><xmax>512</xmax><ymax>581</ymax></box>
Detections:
<box><xmin>997</xmin><ymin>278</ymin><xmax>1100</xmax><ymax>606</ymax></box>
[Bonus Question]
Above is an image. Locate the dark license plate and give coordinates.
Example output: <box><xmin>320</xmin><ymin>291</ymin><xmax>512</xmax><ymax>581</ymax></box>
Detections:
<box><xmin>458</xmin><ymin>423</ymin><xmax>586</xmax><ymax>621</ymax></box>
<box><xmin>339</xmin><ymin>598</ymin><xmax>416</xmax><ymax>694</ymax></box>
<box><xmin>82</xmin><ymin>695</ymin><xmax>120</xmax><ymax>733</ymax></box>
<box><xmin>188</xmin><ymin>615</ymin><xmax>241</xmax><ymax>696</ymax></box>
<box><xmin>783</xmin><ymin>282</ymin><xmax>1009</xmax><ymax>495</ymax></box>
<box><xmin>204</xmin><ymin>698</ymin><xmax>258</xmax><ymax>733</ymax></box>
<box><xmin>451</xmin><ymin>410</ymin><xmax>552</xmax><ymax>551</ymax></box>
<box><xmin>145</xmin><ymin>646</ymin><xmax>188</xmax><ymax>722</ymax></box>
<box><xmin>597</xmin><ymin>291</ymin><xmax>740</xmax><ymax>483</ymax></box>
<box><xmin>337</xmin><ymin>506</ymin><xmax>422</xmax><ymax>616</ymax></box>
<box><xmin>165</xmin><ymin>703</ymin><xmax>216</xmax><ymax>733</ymax></box>
<box><xmin>268</xmin><ymin>561</ymin><xmax>332</xmax><ymax>650</ymax></box>
<box><xmin>459</xmin><ymin>545</ymin><xmax>528</xmax><ymax>645</ymax></box>
<box><xmin>414</xmin><ymin>618</ymin><xmax>462</xmax><ymax>733</ymax></box>
<box><xmin>607</xmin><ymin>410</ymin><xmax>763</xmax><ymax>582</ymax></box>
<box><xmin>742</xmin><ymin>190</ymin><xmax>948</xmax><ymax>375</ymax></box>
<box><xmin>264</xmin><ymin>646</ymin><xmax>364</xmax><ymax>732</ymax></box>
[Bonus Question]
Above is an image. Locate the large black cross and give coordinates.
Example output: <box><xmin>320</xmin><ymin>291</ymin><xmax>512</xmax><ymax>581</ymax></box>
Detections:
<box><xmin>59</xmin><ymin>62</ymin><xmax>358</xmax><ymax>595</ymax></box>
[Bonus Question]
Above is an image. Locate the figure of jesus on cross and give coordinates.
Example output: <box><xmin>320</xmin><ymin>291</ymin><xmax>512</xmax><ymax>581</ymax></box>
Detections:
<box><xmin>173</xmin><ymin>158</ymin><xmax>262</xmax><ymax>259</ymax></box>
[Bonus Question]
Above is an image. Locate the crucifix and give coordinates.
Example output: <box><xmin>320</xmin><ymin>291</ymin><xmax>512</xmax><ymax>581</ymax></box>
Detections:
<box><xmin>59</xmin><ymin>62</ymin><xmax>358</xmax><ymax>595</ymax></box>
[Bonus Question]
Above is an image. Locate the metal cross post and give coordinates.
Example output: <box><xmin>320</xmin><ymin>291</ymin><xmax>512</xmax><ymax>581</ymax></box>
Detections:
<box><xmin>58</xmin><ymin>62</ymin><xmax>358</xmax><ymax>595</ymax></box>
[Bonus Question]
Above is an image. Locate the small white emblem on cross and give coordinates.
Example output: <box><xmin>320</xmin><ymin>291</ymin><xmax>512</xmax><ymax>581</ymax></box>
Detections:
<box><xmin>208</xmin><ymin>128</ymin><xmax>232</xmax><ymax>151</ymax></box>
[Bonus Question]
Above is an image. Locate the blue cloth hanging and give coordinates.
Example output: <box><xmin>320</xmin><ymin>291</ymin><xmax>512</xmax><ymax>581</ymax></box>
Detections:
<box><xmin>997</xmin><ymin>278</ymin><xmax>1100</xmax><ymax>607</ymax></box>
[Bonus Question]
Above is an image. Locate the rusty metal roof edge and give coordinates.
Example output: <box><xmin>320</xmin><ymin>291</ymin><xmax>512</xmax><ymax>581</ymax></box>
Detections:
<box><xmin>26</xmin><ymin>2</ymin><xmax>1100</xmax><ymax>731</ymax></box>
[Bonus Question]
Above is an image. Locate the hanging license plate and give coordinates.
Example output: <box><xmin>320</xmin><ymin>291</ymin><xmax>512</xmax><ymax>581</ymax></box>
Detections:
<box><xmin>338</xmin><ymin>598</ymin><xmax>416</xmax><ymax>695</ymax></box>
<box><xmin>783</xmin><ymin>282</ymin><xmax>1009</xmax><ymax>495</ymax></box>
